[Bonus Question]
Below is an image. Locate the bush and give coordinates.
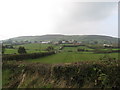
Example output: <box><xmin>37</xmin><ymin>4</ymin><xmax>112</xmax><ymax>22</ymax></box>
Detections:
<box><xmin>52</xmin><ymin>61</ymin><xmax>120</xmax><ymax>88</ymax></box>
<box><xmin>18</xmin><ymin>46</ymin><xmax>27</xmax><ymax>54</ymax></box>
<box><xmin>99</xmin><ymin>55</ymin><xmax>118</xmax><ymax>65</ymax></box>
<box><xmin>46</xmin><ymin>46</ymin><xmax>54</xmax><ymax>51</ymax></box>
<box><xmin>77</xmin><ymin>48</ymin><xmax>85</xmax><ymax>52</ymax></box>
<box><xmin>63</xmin><ymin>45</ymin><xmax>79</xmax><ymax>47</ymax></box>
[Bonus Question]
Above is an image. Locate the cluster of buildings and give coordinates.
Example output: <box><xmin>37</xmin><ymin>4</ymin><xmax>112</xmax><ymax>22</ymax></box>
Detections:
<box><xmin>35</xmin><ymin>40</ymin><xmax>82</xmax><ymax>45</ymax></box>
<box><xmin>24</xmin><ymin>40</ymin><xmax>82</xmax><ymax>45</ymax></box>
<box><xmin>4</xmin><ymin>39</ymin><xmax>82</xmax><ymax>45</ymax></box>
<box><xmin>53</xmin><ymin>40</ymin><xmax>82</xmax><ymax>45</ymax></box>
<box><xmin>103</xmin><ymin>44</ymin><xmax>113</xmax><ymax>47</ymax></box>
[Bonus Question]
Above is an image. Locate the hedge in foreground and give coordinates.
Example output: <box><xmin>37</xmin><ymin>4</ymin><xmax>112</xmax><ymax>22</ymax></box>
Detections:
<box><xmin>2</xmin><ymin>51</ymin><xmax>55</xmax><ymax>61</ymax></box>
<box><xmin>2</xmin><ymin>60</ymin><xmax>120</xmax><ymax>88</ymax></box>
<box><xmin>53</xmin><ymin>62</ymin><xmax>120</xmax><ymax>88</ymax></box>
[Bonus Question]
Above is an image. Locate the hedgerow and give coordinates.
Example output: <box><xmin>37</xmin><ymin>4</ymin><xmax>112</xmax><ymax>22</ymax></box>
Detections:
<box><xmin>2</xmin><ymin>51</ymin><xmax>55</xmax><ymax>61</ymax></box>
<box><xmin>3</xmin><ymin>60</ymin><xmax>120</xmax><ymax>88</ymax></box>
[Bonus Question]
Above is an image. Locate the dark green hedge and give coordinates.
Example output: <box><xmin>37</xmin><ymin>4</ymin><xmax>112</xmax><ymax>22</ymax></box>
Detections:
<box><xmin>93</xmin><ymin>50</ymin><xmax>120</xmax><ymax>53</ymax></box>
<box><xmin>53</xmin><ymin>62</ymin><xmax>120</xmax><ymax>88</ymax></box>
<box><xmin>2</xmin><ymin>51</ymin><xmax>55</xmax><ymax>61</ymax></box>
<box><xmin>2</xmin><ymin>60</ymin><xmax>120</xmax><ymax>88</ymax></box>
<box><xmin>63</xmin><ymin>45</ymin><xmax>80</xmax><ymax>47</ymax></box>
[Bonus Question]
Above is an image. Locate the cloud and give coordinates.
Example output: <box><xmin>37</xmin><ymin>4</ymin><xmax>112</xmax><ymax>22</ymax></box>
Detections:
<box><xmin>54</xmin><ymin>2</ymin><xmax>118</xmax><ymax>36</ymax></box>
<box><xmin>68</xmin><ymin>2</ymin><xmax>116</xmax><ymax>21</ymax></box>
<box><xmin>0</xmin><ymin>1</ymin><xmax>118</xmax><ymax>40</ymax></box>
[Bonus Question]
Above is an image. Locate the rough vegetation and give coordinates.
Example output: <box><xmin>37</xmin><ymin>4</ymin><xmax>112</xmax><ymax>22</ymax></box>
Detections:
<box><xmin>1</xmin><ymin>35</ymin><xmax>120</xmax><ymax>89</ymax></box>
<box><xmin>2</xmin><ymin>58</ymin><xmax>120</xmax><ymax>88</ymax></box>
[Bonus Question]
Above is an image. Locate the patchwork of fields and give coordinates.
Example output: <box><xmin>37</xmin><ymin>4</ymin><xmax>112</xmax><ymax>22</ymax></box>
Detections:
<box><xmin>3</xmin><ymin>43</ymin><xmax>119</xmax><ymax>64</ymax></box>
<box><xmin>27</xmin><ymin>52</ymin><xmax>119</xmax><ymax>64</ymax></box>
<box><xmin>4</xmin><ymin>43</ymin><xmax>60</xmax><ymax>54</ymax></box>
<box><xmin>2</xmin><ymin>43</ymin><xmax>120</xmax><ymax>88</ymax></box>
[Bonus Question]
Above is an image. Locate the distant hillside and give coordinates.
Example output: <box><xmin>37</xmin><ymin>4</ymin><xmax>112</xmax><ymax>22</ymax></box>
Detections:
<box><xmin>3</xmin><ymin>34</ymin><xmax>118</xmax><ymax>44</ymax></box>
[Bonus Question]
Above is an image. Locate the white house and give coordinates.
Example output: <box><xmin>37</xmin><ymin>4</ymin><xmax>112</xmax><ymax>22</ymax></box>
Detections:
<box><xmin>41</xmin><ymin>41</ymin><xmax>51</xmax><ymax>44</ymax></box>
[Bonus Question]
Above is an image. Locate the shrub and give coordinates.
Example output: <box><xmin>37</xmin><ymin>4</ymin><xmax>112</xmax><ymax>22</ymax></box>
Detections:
<box><xmin>18</xmin><ymin>46</ymin><xmax>27</xmax><ymax>54</ymax></box>
<box><xmin>99</xmin><ymin>55</ymin><xmax>118</xmax><ymax>65</ymax></box>
<box><xmin>77</xmin><ymin>48</ymin><xmax>85</xmax><ymax>52</ymax></box>
<box><xmin>46</xmin><ymin>46</ymin><xmax>54</xmax><ymax>51</ymax></box>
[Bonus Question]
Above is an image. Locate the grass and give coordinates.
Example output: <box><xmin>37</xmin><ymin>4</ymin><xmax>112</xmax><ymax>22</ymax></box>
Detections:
<box><xmin>2</xmin><ymin>43</ymin><xmax>120</xmax><ymax>88</ymax></box>
<box><xmin>14</xmin><ymin>43</ymin><xmax>60</xmax><ymax>50</ymax></box>
<box><xmin>2</xmin><ymin>69</ymin><xmax>11</xmax><ymax>86</ymax></box>
<box><xmin>4</xmin><ymin>48</ymin><xmax>46</xmax><ymax>54</ymax></box>
<box><xmin>3</xmin><ymin>60</ymin><xmax>120</xmax><ymax>88</ymax></box>
<box><xmin>63</xmin><ymin>46</ymin><xmax>93</xmax><ymax>52</ymax></box>
<box><xmin>4</xmin><ymin>43</ymin><xmax>61</xmax><ymax>54</ymax></box>
<box><xmin>5</xmin><ymin>49</ymin><xmax>18</xmax><ymax>54</ymax></box>
<box><xmin>26</xmin><ymin>52</ymin><xmax>119</xmax><ymax>64</ymax></box>
<box><xmin>4</xmin><ymin>43</ymin><xmax>57</xmax><ymax>54</ymax></box>
<box><xmin>4</xmin><ymin>43</ymin><xmax>120</xmax><ymax>54</ymax></box>
<box><xmin>4</xmin><ymin>43</ymin><xmax>119</xmax><ymax>64</ymax></box>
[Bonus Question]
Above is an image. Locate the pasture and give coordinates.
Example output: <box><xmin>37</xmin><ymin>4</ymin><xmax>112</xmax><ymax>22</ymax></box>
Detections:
<box><xmin>26</xmin><ymin>52</ymin><xmax>119</xmax><ymax>64</ymax></box>
<box><xmin>62</xmin><ymin>46</ymin><xmax>94</xmax><ymax>52</ymax></box>
<box><xmin>4</xmin><ymin>43</ymin><xmax>60</xmax><ymax>54</ymax></box>
<box><xmin>2</xmin><ymin>43</ymin><xmax>120</xmax><ymax>88</ymax></box>
<box><xmin>3</xmin><ymin>43</ymin><xmax>119</xmax><ymax>64</ymax></box>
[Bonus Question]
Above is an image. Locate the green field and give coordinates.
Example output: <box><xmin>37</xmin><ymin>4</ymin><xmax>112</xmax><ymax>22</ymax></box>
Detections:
<box><xmin>2</xmin><ymin>34</ymin><xmax>120</xmax><ymax>88</ymax></box>
<box><xmin>4</xmin><ymin>43</ymin><xmax>61</xmax><ymax>54</ymax></box>
<box><xmin>25</xmin><ymin>52</ymin><xmax>119</xmax><ymax>64</ymax></box>
<box><xmin>4</xmin><ymin>48</ymin><xmax>48</xmax><ymax>54</ymax></box>
<box><xmin>2</xmin><ymin>42</ymin><xmax>120</xmax><ymax>88</ymax></box>
<box><xmin>2</xmin><ymin>69</ymin><xmax>11</xmax><ymax>86</ymax></box>
<box><xmin>4</xmin><ymin>43</ymin><xmax>119</xmax><ymax>64</ymax></box>
<box><xmin>4</xmin><ymin>43</ymin><xmax>119</xmax><ymax>54</ymax></box>
<box><xmin>14</xmin><ymin>43</ymin><xmax>61</xmax><ymax>50</ymax></box>
<box><xmin>63</xmin><ymin>46</ymin><xmax>93</xmax><ymax>52</ymax></box>
<box><xmin>5</xmin><ymin>49</ymin><xmax>18</xmax><ymax>54</ymax></box>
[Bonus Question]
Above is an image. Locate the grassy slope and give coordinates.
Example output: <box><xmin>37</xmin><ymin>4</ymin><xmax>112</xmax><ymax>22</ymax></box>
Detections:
<box><xmin>5</xmin><ymin>35</ymin><xmax>118</xmax><ymax>44</ymax></box>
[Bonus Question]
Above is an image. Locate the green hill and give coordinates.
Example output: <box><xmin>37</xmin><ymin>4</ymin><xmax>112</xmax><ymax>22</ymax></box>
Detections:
<box><xmin>3</xmin><ymin>34</ymin><xmax>118</xmax><ymax>44</ymax></box>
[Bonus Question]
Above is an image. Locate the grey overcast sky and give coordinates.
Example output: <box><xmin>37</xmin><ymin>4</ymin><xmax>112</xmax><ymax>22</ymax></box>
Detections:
<box><xmin>0</xmin><ymin>0</ymin><xmax>118</xmax><ymax>40</ymax></box>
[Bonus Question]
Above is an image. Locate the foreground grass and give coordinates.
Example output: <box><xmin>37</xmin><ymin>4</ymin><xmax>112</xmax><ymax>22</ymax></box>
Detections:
<box><xmin>26</xmin><ymin>52</ymin><xmax>119</xmax><ymax>64</ymax></box>
<box><xmin>2</xmin><ymin>69</ymin><xmax>11</xmax><ymax>86</ymax></box>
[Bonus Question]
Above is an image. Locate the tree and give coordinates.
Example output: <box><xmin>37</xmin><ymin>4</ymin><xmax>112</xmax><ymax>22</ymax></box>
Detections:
<box><xmin>58</xmin><ymin>40</ymin><xmax>62</xmax><ymax>44</ymax></box>
<box><xmin>2</xmin><ymin>45</ymin><xmax>5</xmax><ymax>54</ymax></box>
<box><xmin>77</xmin><ymin>48</ymin><xmax>85</xmax><ymax>52</ymax></box>
<box><xmin>94</xmin><ymin>41</ymin><xmax>98</xmax><ymax>45</ymax></box>
<box><xmin>18</xmin><ymin>46</ymin><xmax>27</xmax><ymax>54</ymax></box>
<box><xmin>46</xmin><ymin>46</ymin><xmax>54</xmax><ymax>51</ymax></box>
